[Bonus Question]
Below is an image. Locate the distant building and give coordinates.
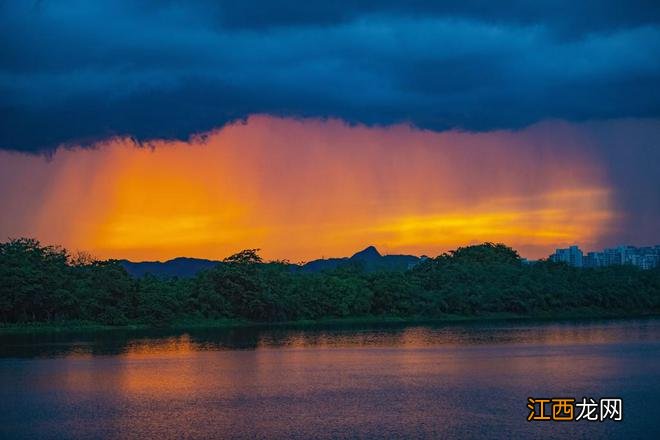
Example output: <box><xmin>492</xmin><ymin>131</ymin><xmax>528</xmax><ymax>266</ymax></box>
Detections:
<box><xmin>553</xmin><ymin>244</ymin><xmax>660</xmax><ymax>270</ymax></box>
<box><xmin>583</xmin><ymin>251</ymin><xmax>605</xmax><ymax>268</ymax></box>
<box><xmin>602</xmin><ymin>248</ymin><xmax>622</xmax><ymax>266</ymax></box>
<box><xmin>550</xmin><ymin>245</ymin><xmax>583</xmax><ymax>267</ymax></box>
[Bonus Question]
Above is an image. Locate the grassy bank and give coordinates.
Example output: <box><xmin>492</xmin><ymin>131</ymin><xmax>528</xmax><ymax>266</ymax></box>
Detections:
<box><xmin>2</xmin><ymin>309</ymin><xmax>658</xmax><ymax>335</ymax></box>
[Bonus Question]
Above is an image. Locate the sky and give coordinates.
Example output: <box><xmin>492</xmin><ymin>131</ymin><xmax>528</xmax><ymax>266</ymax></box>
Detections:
<box><xmin>0</xmin><ymin>1</ymin><xmax>659</xmax><ymax>261</ymax></box>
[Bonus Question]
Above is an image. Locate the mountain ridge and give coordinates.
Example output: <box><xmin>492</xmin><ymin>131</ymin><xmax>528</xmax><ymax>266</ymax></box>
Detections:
<box><xmin>119</xmin><ymin>246</ymin><xmax>421</xmax><ymax>278</ymax></box>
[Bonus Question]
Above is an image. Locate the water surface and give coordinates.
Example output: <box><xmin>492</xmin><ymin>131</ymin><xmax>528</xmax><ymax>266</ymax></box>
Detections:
<box><xmin>1</xmin><ymin>318</ymin><xmax>659</xmax><ymax>439</ymax></box>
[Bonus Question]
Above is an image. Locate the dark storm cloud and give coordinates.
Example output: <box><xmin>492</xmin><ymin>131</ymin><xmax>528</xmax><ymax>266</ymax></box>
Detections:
<box><xmin>1</xmin><ymin>0</ymin><xmax>660</xmax><ymax>151</ymax></box>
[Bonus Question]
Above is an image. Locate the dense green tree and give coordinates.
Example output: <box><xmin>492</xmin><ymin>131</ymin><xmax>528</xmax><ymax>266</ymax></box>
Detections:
<box><xmin>0</xmin><ymin>239</ymin><xmax>659</xmax><ymax>326</ymax></box>
<box><xmin>0</xmin><ymin>238</ymin><xmax>70</xmax><ymax>322</ymax></box>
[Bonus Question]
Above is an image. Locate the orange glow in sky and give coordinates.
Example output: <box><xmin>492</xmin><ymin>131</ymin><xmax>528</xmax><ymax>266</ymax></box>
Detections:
<box><xmin>0</xmin><ymin>115</ymin><xmax>615</xmax><ymax>261</ymax></box>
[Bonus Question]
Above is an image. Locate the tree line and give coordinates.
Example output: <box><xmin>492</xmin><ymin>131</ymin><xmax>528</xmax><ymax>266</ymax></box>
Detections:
<box><xmin>1</xmin><ymin>238</ymin><xmax>659</xmax><ymax>326</ymax></box>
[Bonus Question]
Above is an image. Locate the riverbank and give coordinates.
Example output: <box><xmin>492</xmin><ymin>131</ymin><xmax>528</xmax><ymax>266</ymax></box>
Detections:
<box><xmin>2</xmin><ymin>309</ymin><xmax>658</xmax><ymax>335</ymax></box>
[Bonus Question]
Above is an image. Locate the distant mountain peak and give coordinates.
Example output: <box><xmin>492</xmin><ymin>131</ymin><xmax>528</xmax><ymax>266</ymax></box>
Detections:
<box><xmin>120</xmin><ymin>245</ymin><xmax>419</xmax><ymax>278</ymax></box>
<box><xmin>351</xmin><ymin>245</ymin><xmax>382</xmax><ymax>260</ymax></box>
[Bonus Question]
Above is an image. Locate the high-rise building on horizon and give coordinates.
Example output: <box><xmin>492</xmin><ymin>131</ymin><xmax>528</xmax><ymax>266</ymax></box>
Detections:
<box><xmin>550</xmin><ymin>245</ymin><xmax>583</xmax><ymax>267</ymax></box>
<box><xmin>550</xmin><ymin>244</ymin><xmax>659</xmax><ymax>269</ymax></box>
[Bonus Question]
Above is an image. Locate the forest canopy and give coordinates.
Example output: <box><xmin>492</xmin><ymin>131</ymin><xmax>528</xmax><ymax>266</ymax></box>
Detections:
<box><xmin>1</xmin><ymin>238</ymin><xmax>659</xmax><ymax>326</ymax></box>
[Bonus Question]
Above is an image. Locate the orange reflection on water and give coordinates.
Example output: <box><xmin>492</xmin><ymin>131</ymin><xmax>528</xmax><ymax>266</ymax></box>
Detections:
<box><xmin>10</xmin><ymin>321</ymin><xmax>654</xmax><ymax>439</ymax></box>
<box><xmin>122</xmin><ymin>334</ymin><xmax>197</xmax><ymax>359</ymax></box>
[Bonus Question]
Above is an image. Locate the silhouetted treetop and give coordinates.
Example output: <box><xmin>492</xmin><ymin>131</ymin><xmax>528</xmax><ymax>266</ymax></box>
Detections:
<box><xmin>223</xmin><ymin>249</ymin><xmax>263</xmax><ymax>265</ymax></box>
<box><xmin>442</xmin><ymin>243</ymin><xmax>521</xmax><ymax>264</ymax></box>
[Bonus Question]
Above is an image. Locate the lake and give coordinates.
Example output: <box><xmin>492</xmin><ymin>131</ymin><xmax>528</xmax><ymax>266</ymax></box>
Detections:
<box><xmin>1</xmin><ymin>318</ymin><xmax>659</xmax><ymax>439</ymax></box>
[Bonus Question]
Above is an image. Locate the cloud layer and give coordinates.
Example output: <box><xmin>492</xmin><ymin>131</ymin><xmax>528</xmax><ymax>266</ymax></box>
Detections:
<box><xmin>2</xmin><ymin>1</ymin><xmax>660</xmax><ymax>151</ymax></box>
